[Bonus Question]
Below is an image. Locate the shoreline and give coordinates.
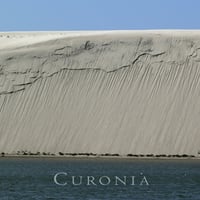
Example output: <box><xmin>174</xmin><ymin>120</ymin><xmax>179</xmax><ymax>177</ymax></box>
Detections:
<box><xmin>0</xmin><ymin>154</ymin><xmax>199</xmax><ymax>160</ymax></box>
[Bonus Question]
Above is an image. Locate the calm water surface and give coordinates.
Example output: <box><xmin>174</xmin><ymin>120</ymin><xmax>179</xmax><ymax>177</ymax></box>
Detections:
<box><xmin>0</xmin><ymin>158</ymin><xmax>199</xmax><ymax>199</ymax></box>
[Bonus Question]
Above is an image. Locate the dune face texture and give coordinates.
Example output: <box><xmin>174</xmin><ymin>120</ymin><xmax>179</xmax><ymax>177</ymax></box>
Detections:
<box><xmin>0</xmin><ymin>30</ymin><xmax>200</xmax><ymax>156</ymax></box>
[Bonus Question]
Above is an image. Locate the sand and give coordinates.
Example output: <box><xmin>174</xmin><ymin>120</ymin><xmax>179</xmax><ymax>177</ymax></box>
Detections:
<box><xmin>0</xmin><ymin>30</ymin><xmax>200</xmax><ymax>156</ymax></box>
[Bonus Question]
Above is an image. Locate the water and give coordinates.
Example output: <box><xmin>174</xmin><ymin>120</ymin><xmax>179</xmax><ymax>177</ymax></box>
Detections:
<box><xmin>0</xmin><ymin>158</ymin><xmax>199</xmax><ymax>199</ymax></box>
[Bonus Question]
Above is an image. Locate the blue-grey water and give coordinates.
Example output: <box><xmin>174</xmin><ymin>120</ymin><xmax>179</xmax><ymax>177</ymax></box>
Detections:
<box><xmin>0</xmin><ymin>158</ymin><xmax>200</xmax><ymax>199</ymax></box>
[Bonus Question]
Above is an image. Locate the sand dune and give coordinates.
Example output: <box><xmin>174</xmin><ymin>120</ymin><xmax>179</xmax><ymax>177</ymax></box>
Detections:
<box><xmin>0</xmin><ymin>30</ymin><xmax>200</xmax><ymax>156</ymax></box>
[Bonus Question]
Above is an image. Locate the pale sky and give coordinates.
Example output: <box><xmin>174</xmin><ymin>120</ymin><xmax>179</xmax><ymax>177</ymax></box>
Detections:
<box><xmin>0</xmin><ymin>0</ymin><xmax>199</xmax><ymax>31</ymax></box>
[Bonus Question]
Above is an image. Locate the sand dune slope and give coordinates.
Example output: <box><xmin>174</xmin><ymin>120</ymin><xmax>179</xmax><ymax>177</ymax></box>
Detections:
<box><xmin>0</xmin><ymin>31</ymin><xmax>200</xmax><ymax>155</ymax></box>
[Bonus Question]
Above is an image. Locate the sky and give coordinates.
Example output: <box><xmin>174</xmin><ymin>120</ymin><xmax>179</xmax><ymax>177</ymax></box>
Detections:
<box><xmin>0</xmin><ymin>0</ymin><xmax>200</xmax><ymax>31</ymax></box>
